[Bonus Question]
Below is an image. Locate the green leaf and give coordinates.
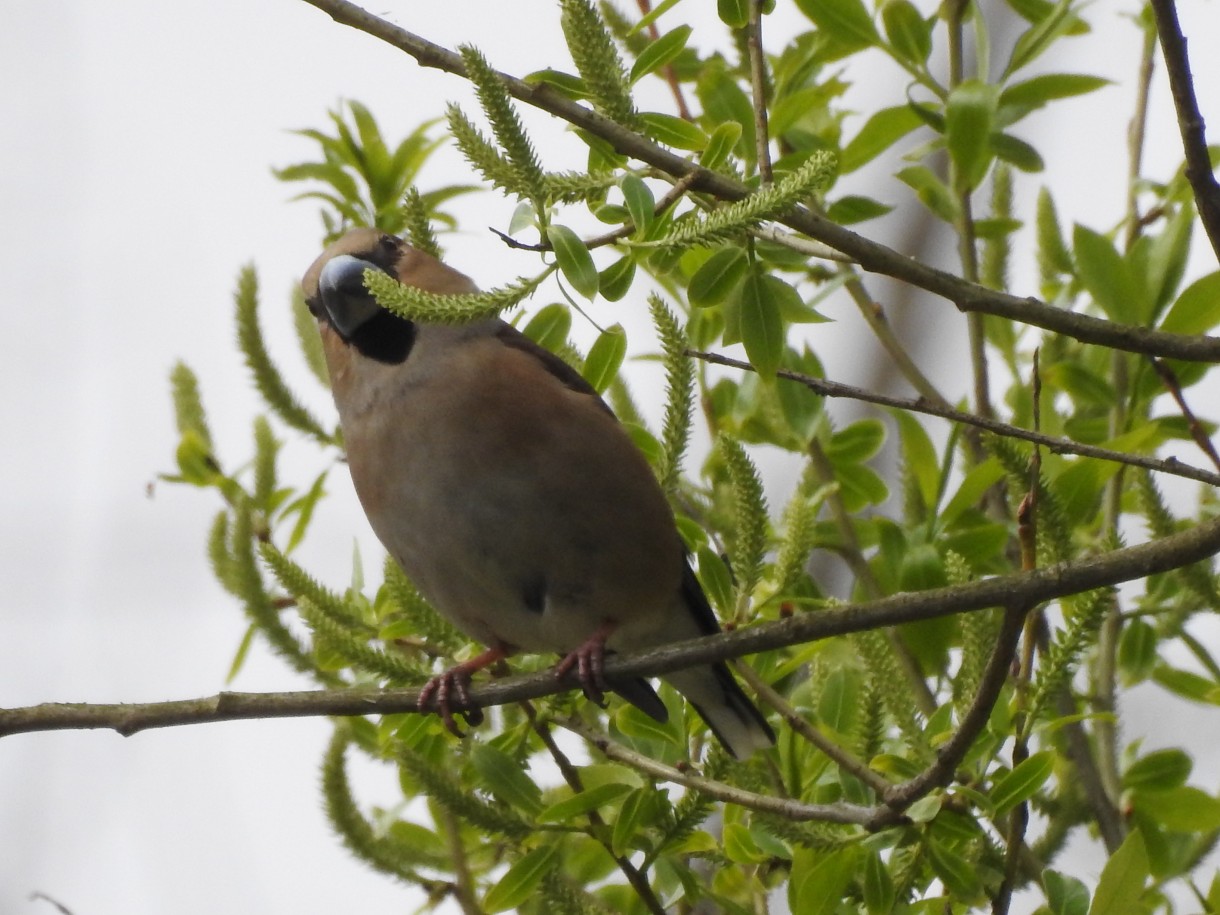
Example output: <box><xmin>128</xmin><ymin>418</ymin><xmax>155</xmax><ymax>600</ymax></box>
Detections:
<box><xmin>827</xmin><ymin>419</ymin><xmax>886</xmax><ymax>463</ymax></box>
<box><xmin>990</xmin><ymin>751</ymin><xmax>1054</xmax><ymax>815</ymax></box>
<box><xmin>738</xmin><ymin>270</ymin><xmax>785</xmax><ymax>379</ymax></box>
<box><xmin>1044</xmin><ymin>869</ymin><xmax>1090</xmax><ymax>915</ymax></box>
<box><xmin>1073</xmin><ymin>225</ymin><xmax>1141</xmax><ymax>322</ymax></box>
<box><xmin>1159</xmin><ymin>271</ymin><xmax>1220</xmax><ymax>335</ymax></box>
<box><xmin>897</xmin><ymin>166</ymin><xmax>961</xmax><ymax>223</ymax></box>
<box><xmin>697</xmin><ymin>69</ymin><xmax>756</xmax><ymax>160</ymax></box>
<box><xmin>523</xmin><ymin>68</ymin><xmax>589</xmax><ymax>99</ymax></box>
<box><xmin>1005</xmin><ymin>0</ymin><xmax>1083</xmax><ymax>77</ymax></box>
<box><xmin>927</xmin><ymin>833</ymin><xmax>981</xmax><ymax>898</ymax></box>
<box><xmin>621</xmin><ymin>174</ymin><xmax>656</xmax><ymax>233</ymax></box>
<box><xmin>1117</xmin><ymin>618</ymin><xmax>1158</xmax><ymax>685</ymax></box>
<box><xmin>537</xmin><ymin>783</ymin><xmax>632</xmax><ymax>823</ymax></box>
<box><xmin>641</xmin><ymin>112</ymin><xmax>709</xmax><ymax>150</ymax></box>
<box><xmin>946</xmin><ymin>80</ymin><xmax>999</xmax><ymax>191</ymax></box>
<box><xmin>789</xmin><ymin>847</ymin><xmax>860</xmax><ymax>915</ymax></box>
<box><xmin>612</xmin><ymin>788</ymin><xmax>656</xmax><ymax>855</ymax></box>
<box><xmin>702</xmin><ymin>122</ymin><xmax>743</xmax><ymax>170</ymax></box>
<box><xmin>882</xmin><ymin>0</ymin><xmax>932</xmax><ymax>65</ymax></box>
<box><xmin>697</xmin><ymin>546</ymin><xmax>735</xmax><ymax>614</ymax></box>
<box><xmin>795</xmin><ymin>0</ymin><xmax>879</xmax><ymax>51</ymax></box>
<box><xmin>827</xmin><ymin>194</ymin><xmax>894</xmax><ymax>224</ymax></box>
<box><xmin>483</xmin><ymin>845</ymin><xmax>558</xmax><ymax>913</ymax></box>
<box><xmin>547</xmin><ymin>224</ymin><xmax>599</xmax><ymax>299</ymax></box>
<box><xmin>718</xmin><ymin>0</ymin><xmax>749</xmax><ymax>28</ymax></box>
<box><xmin>862</xmin><ymin>849</ymin><xmax>896</xmax><ymax>915</ymax></box>
<box><xmin>1123</xmin><ymin>748</ymin><xmax>1192</xmax><ymax>792</ymax></box>
<box><xmin>522</xmin><ymin>303</ymin><xmax>572</xmax><ymax>351</ymax></box>
<box><xmin>818</xmin><ymin>668</ymin><xmax>863</xmax><ymax>733</ymax></box>
<box><xmin>582</xmin><ymin>324</ymin><xmax>628</xmax><ymax>394</ymax></box>
<box><xmin>999</xmin><ymin>73</ymin><xmax>1110</xmax><ymax>122</ymax></box>
<box><xmin>1132</xmin><ymin>786</ymin><xmax>1220</xmax><ymax>832</ymax></box>
<box><xmin>1089</xmin><ymin>830</ymin><xmax>1149</xmax><ymax>915</ymax></box>
<box><xmin>598</xmin><ymin>257</ymin><xmax>637</xmax><ymax>302</ymax></box>
<box><xmin>840</xmin><ymin>105</ymin><xmax>924</xmax><ymax>173</ymax></box>
<box><xmin>470</xmin><ymin>744</ymin><xmax>544</xmax><ymax>815</ymax></box>
<box><xmin>991</xmin><ymin>132</ymin><xmax>1045</xmax><ymax>172</ymax></box>
<box><xmin>689</xmin><ymin>247</ymin><xmax>749</xmax><ymax>307</ymax></box>
<box><xmin>630</xmin><ymin>25</ymin><xmax>692</xmax><ymax>82</ymax></box>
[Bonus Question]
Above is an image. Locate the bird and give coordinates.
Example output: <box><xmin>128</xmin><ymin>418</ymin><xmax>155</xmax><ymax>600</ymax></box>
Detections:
<box><xmin>301</xmin><ymin>227</ymin><xmax>775</xmax><ymax>758</ymax></box>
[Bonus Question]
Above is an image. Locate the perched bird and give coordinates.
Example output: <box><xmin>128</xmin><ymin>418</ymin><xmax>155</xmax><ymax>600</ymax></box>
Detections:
<box><xmin>301</xmin><ymin>228</ymin><xmax>774</xmax><ymax>758</ymax></box>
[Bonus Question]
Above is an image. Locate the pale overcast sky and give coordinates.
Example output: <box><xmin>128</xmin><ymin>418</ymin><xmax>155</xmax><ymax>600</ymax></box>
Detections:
<box><xmin>2</xmin><ymin>3</ymin><xmax>1218</xmax><ymax>914</ymax></box>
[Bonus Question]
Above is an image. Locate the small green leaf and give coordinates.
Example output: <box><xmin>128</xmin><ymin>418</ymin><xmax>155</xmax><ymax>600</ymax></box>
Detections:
<box><xmin>702</xmin><ymin>122</ymin><xmax>743</xmax><ymax>170</ymax></box>
<box><xmin>1044</xmin><ymin>869</ymin><xmax>1090</xmax><ymax>915</ymax></box>
<box><xmin>470</xmin><ymin>744</ymin><xmax>544</xmax><ymax>815</ymax></box>
<box><xmin>620</xmin><ymin>174</ymin><xmax>656</xmax><ymax>233</ymax></box>
<box><xmin>537</xmin><ymin>783</ymin><xmax>632</xmax><ymax>823</ymax></box>
<box><xmin>827</xmin><ymin>194</ymin><xmax>894</xmax><ymax>224</ymax></box>
<box><xmin>840</xmin><ymin>105</ymin><xmax>924</xmax><ymax>173</ymax></box>
<box><xmin>990</xmin><ymin>751</ymin><xmax>1054</xmax><ymax>815</ymax></box>
<box><xmin>818</xmin><ymin>668</ymin><xmax>863</xmax><ymax>733</ymax></box>
<box><xmin>598</xmin><ymin>257</ymin><xmax>636</xmax><ymax>302</ymax></box>
<box><xmin>881</xmin><ymin>0</ymin><xmax>932</xmax><ymax>65</ymax></box>
<box><xmin>483</xmin><ymin>845</ymin><xmax>558</xmax><ymax>913</ymax></box>
<box><xmin>1159</xmin><ymin>271</ymin><xmax>1220</xmax><ymax>335</ymax></box>
<box><xmin>1123</xmin><ymin>748</ymin><xmax>1192</xmax><ymax>792</ymax></box>
<box><xmin>827</xmin><ymin>419</ymin><xmax>886</xmax><ymax>463</ymax></box>
<box><xmin>897</xmin><ymin>166</ymin><xmax>961</xmax><ymax>223</ymax></box>
<box><xmin>523</xmin><ymin>68</ymin><xmax>589</xmax><ymax>99</ymax></box>
<box><xmin>1089</xmin><ymin>830</ymin><xmax>1149</xmax><ymax>915</ymax></box>
<box><xmin>991</xmin><ymin>132</ymin><xmax>1045</xmax><ymax>172</ymax></box>
<box><xmin>795</xmin><ymin>0</ymin><xmax>879</xmax><ymax>51</ymax></box>
<box><xmin>789</xmin><ymin>847</ymin><xmax>860</xmax><ymax>915</ymax></box>
<box><xmin>1073</xmin><ymin>225</ymin><xmax>1141</xmax><ymax>322</ymax></box>
<box><xmin>999</xmin><ymin>73</ymin><xmax>1110</xmax><ymax>121</ymax></box>
<box><xmin>862</xmin><ymin>849</ymin><xmax>896</xmax><ymax>915</ymax></box>
<box><xmin>945</xmin><ymin>80</ymin><xmax>999</xmax><ymax>191</ymax></box>
<box><xmin>582</xmin><ymin>324</ymin><xmax>628</xmax><ymax>394</ymax></box>
<box><xmin>689</xmin><ymin>247</ymin><xmax>749</xmax><ymax>307</ymax></box>
<box><xmin>1132</xmin><ymin>786</ymin><xmax>1220</xmax><ymax>832</ymax></box>
<box><xmin>1117</xmin><ymin>618</ymin><xmax>1158</xmax><ymax>685</ymax></box>
<box><xmin>630</xmin><ymin>25</ymin><xmax>692</xmax><ymax>82</ymax></box>
<box><xmin>547</xmin><ymin>224</ymin><xmax>599</xmax><ymax>299</ymax></box>
<box><xmin>927</xmin><ymin>833</ymin><xmax>981</xmax><ymax>898</ymax></box>
<box><xmin>738</xmin><ymin>270</ymin><xmax>784</xmax><ymax>379</ymax></box>
<box><xmin>718</xmin><ymin>0</ymin><xmax>749</xmax><ymax>28</ymax></box>
<box><xmin>641</xmin><ymin>112</ymin><xmax>709</xmax><ymax>150</ymax></box>
<box><xmin>522</xmin><ymin>303</ymin><xmax>572</xmax><ymax>351</ymax></box>
<box><xmin>697</xmin><ymin>546</ymin><xmax>735</xmax><ymax>613</ymax></box>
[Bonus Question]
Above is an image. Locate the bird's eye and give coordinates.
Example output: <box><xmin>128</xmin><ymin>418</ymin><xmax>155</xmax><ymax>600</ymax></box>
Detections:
<box><xmin>378</xmin><ymin>234</ymin><xmax>398</xmax><ymax>253</ymax></box>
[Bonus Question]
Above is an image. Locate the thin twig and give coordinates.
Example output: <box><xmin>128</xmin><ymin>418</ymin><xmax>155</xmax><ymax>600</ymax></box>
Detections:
<box><xmin>297</xmin><ymin>0</ymin><xmax>1220</xmax><ymax>362</ymax></box>
<box><xmin>1148</xmin><ymin>0</ymin><xmax>1220</xmax><ymax>261</ymax></box>
<box><xmin>745</xmin><ymin>0</ymin><xmax>773</xmax><ymax>184</ymax></box>
<box><xmin>6</xmin><ymin>514</ymin><xmax>1220</xmax><ymax>739</ymax></box>
<box><xmin>634</xmin><ymin>0</ymin><xmax>692</xmax><ymax>120</ymax></box>
<box><xmin>689</xmin><ymin>349</ymin><xmax>1220</xmax><ymax>488</ymax></box>
<box><xmin>1151</xmin><ymin>357</ymin><xmax>1220</xmax><ymax>471</ymax></box>
<box><xmin>565</xmin><ymin>719</ymin><xmax>903</xmax><ymax>828</ymax></box>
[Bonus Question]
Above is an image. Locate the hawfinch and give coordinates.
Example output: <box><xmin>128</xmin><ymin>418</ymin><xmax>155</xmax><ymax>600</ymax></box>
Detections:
<box><xmin>301</xmin><ymin>228</ymin><xmax>774</xmax><ymax>758</ymax></box>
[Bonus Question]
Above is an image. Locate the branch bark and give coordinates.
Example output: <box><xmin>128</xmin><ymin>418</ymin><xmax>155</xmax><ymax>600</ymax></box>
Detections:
<box><xmin>6</xmin><ymin>512</ymin><xmax>1220</xmax><ymax>739</ymax></box>
<box><xmin>297</xmin><ymin>0</ymin><xmax>1220</xmax><ymax>363</ymax></box>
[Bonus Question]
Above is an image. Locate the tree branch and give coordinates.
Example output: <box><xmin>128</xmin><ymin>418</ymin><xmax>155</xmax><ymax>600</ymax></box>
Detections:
<box><xmin>689</xmin><ymin>349</ymin><xmax>1220</xmax><ymax>488</ymax></box>
<box><xmin>1148</xmin><ymin>0</ymin><xmax>1220</xmax><ymax>262</ymax></box>
<box><xmin>5</xmin><ymin>514</ymin><xmax>1220</xmax><ymax>739</ymax></box>
<box><xmin>297</xmin><ymin>0</ymin><xmax>1220</xmax><ymax>362</ymax></box>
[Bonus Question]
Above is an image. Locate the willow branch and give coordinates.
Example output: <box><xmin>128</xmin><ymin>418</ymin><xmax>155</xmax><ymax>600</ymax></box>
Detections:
<box><xmin>296</xmin><ymin>0</ymin><xmax>1220</xmax><ymax>362</ymax></box>
<box><xmin>5</xmin><ymin>515</ymin><xmax>1220</xmax><ymax>739</ymax></box>
<box><xmin>1148</xmin><ymin>0</ymin><xmax>1220</xmax><ymax>261</ymax></box>
<box><xmin>689</xmin><ymin>349</ymin><xmax>1220</xmax><ymax>488</ymax></box>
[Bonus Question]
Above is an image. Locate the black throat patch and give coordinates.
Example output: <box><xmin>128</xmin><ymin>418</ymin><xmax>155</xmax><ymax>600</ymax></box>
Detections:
<box><xmin>349</xmin><ymin>310</ymin><xmax>417</xmax><ymax>364</ymax></box>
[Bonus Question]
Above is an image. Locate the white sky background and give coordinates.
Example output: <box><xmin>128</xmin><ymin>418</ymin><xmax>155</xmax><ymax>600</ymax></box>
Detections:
<box><xmin>2</xmin><ymin>2</ymin><xmax>1219</xmax><ymax>914</ymax></box>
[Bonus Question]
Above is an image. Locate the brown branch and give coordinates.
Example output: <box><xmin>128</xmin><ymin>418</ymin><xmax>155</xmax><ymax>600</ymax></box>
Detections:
<box><xmin>745</xmin><ymin>0</ymin><xmax>773</xmax><ymax>185</ymax></box>
<box><xmin>565</xmin><ymin>719</ymin><xmax>903</xmax><ymax>829</ymax></box>
<box><xmin>690</xmin><ymin>348</ymin><xmax>1220</xmax><ymax>488</ymax></box>
<box><xmin>5</xmin><ymin>514</ymin><xmax>1220</xmax><ymax>739</ymax></box>
<box><xmin>1148</xmin><ymin>0</ymin><xmax>1220</xmax><ymax>262</ymax></box>
<box><xmin>1151</xmin><ymin>357</ymin><xmax>1220</xmax><ymax>472</ymax></box>
<box><xmin>297</xmin><ymin>0</ymin><xmax>1220</xmax><ymax>363</ymax></box>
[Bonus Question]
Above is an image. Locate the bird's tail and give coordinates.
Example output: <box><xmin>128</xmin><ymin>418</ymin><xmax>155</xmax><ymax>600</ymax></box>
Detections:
<box><xmin>667</xmin><ymin>664</ymin><xmax>775</xmax><ymax>759</ymax></box>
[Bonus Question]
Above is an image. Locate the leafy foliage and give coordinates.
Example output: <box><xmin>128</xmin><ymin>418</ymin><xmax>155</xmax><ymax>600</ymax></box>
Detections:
<box><xmin>165</xmin><ymin>1</ymin><xmax>1220</xmax><ymax>912</ymax></box>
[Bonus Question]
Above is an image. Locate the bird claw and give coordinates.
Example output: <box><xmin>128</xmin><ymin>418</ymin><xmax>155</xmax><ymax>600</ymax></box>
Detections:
<box><xmin>556</xmin><ymin>621</ymin><xmax>617</xmax><ymax>707</ymax></box>
<box><xmin>418</xmin><ymin>669</ymin><xmax>483</xmax><ymax>736</ymax></box>
<box><xmin>417</xmin><ymin>645</ymin><xmax>507</xmax><ymax>736</ymax></box>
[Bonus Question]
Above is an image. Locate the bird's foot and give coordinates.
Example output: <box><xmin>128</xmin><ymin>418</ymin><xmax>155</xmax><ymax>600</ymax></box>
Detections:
<box><xmin>555</xmin><ymin>620</ymin><xmax>618</xmax><ymax>707</ymax></box>
<box><xmin>418</xmin><ymin>645</ymin><xmax>507</xmax><ymax>736</ymax></box>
